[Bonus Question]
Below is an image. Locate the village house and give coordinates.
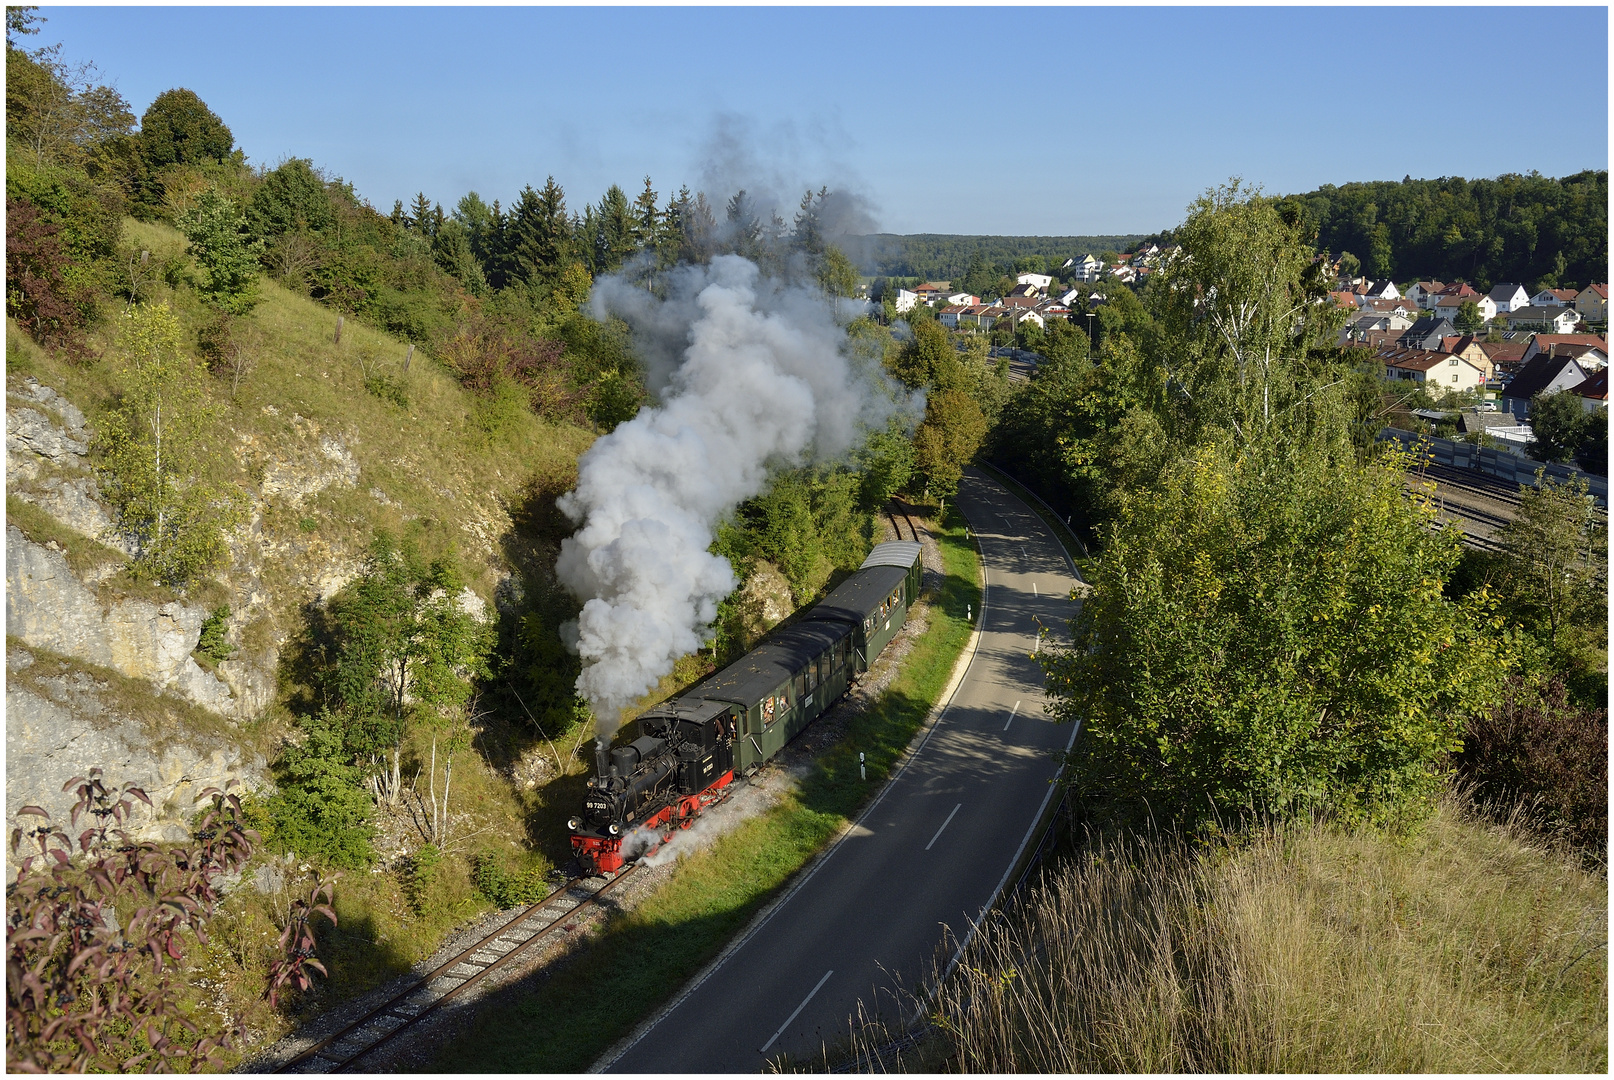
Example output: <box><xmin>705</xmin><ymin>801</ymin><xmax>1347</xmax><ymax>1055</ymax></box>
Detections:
<box><xmin>911</xmin><ymin>281</ymin><xmax>952</xmax><ymax>305</ymax></box>
<box><xmin>1354</xmin><ymin>279</ymin><xmax>1400</xmax><ymax>301</ymax></box>
<box><xmin>1398</xmin><ymin>315</ymin><xmax>1458</xmax><ymax>350</ymax></box>
<box><xmin>944</xmin><ymin>291</ymin><xmax>979</xmax><ymax>307</ymax></box>
<box><xmin>1439</xmin><ymin>335</ymin><xmax>1497</xmax><ymax>380</ymax></box>
<box><xmin>1069</xmin><ymin>254</ymin><xmax>1106</xmax><ymax>282</ymax></box>
<box><xmin>957</xmin><ymin>303</ymin><xmax>1002</xmax><ymax>330</ymax></box>
<box><xmin>1487</xmin><ymin>282</ymin><xmax>1531</xmax><ymax>313</ymax></box>
<box><xmin>1015</xmin><ymin>272</ymin><xmax>1053</xmax><ymax>294</ymax></box>
<box><xmin>1432</xmin><ymin>282</ymin><xmax>1482</xmax><ymax>307</ymax></box>
<box><xmin>937</xmin><ymin>303</ymin><xmax>967</xmax><ymax>329</ymax></box>
<box><xmin>1521</xmin><ymin>333</ymin><xmax>1609</xmax><ymax>366</ymax></box>
<box><xmin>1433</xmin><ymin>292</ymin><xmax>1497</xmax><ymax>325</ymax></box>
<box><xmin>1500</xmin><ymin>351</ymin><xmax>1593</xmax><ymax>418</ymax></box>
<box><xmin>1575</xmin><ymin>283</ymin><xmax>1608</xmax><ymax>323</ymax></box>
<box><xmin>996</xmin><ymin>306</ymin><xmax>1045</xmax><ymax>331</ymax></box>
<box><xmin>1571</xmin><ymin>369</ymin><xmax>1608</xmax><ymax>413</ymax></box>
<box><xmin>1530</xmin><ymin>287</ymin><xmax>1580</xmax><ymax>307</ymax></box>
<box><xmin>1405</xmin><ymin>281</ymin><xmax>1446</xmax><ymax>308</ymax></box>
<box><xmin>1502</xmin><ymin>305</ymin><xmax>1582</xmax><ymax>333</ymax></box>
<box><xmin>1378</xmin><ymin>347</ymin><xmax>1488</xmax><ymax>393</ymax></box>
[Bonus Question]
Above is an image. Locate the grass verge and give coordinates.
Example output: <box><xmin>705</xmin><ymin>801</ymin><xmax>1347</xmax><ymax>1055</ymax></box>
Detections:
<box><xmin>428</xmin><ymin>505</ymin><xmax>982</xmax><ymax>1073</ymax></box>
<box><xmin>833</xmin><ymin>796</ymin><xmax>1608</xmax><ymax>1073</ymax></box>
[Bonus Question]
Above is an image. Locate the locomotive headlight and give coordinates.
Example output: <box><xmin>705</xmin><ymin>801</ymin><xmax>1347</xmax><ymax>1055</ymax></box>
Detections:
<box><xmin>607</xmin><ymin>823</ymin><xmax>620</xmax><ymax>836</ymax></box>
<box><xmin>567</xmin><ymin>816</ymin><xmax>581</xmax><ymax>832</ymax></box>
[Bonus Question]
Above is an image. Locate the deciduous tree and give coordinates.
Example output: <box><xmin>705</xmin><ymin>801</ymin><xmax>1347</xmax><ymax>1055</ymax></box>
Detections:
<box><xmin>93</xmin><ymin>302</ymin><xmax>246</xmax><ymax>585</ymax></box>
<box><xmin>175</xmin><ymin>186</ymin><xmax>263</xmax><ymax>314</ymax></box>
<box><xmin>1042</xmin><ymin>446</ymin><xmax>1511</xmax><ymax>830</ymax></box>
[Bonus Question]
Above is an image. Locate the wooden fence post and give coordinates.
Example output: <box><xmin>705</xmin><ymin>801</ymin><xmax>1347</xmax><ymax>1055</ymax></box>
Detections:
<box><xmin>334</xmin><ymin>316</ymin><xmax>344</xmax><ymax>345</ymax></box>
<box><xmin>404</xmin><ymin>344</ymin><xmax>414</xmax><ymax>372</ymax></box>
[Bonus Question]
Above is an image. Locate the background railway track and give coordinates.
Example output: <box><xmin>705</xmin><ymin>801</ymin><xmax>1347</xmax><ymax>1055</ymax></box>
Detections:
<box><xmin>887</xmin><ymin>500</ymin><xmax>920</xmax><ymax>543</ymax></box>
<box><xmin>1407</xmin><ymin>461</ymin><xmax>1523</xmax><ymax>551</ymax></box>
<box><xmin>273</xmin><ymin>868</ymin><xmax>640</xmax><ymax>1073</ymax></box>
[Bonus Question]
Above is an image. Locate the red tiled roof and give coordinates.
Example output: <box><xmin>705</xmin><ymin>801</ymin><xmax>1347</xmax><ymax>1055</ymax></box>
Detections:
<box><xmin>1375</xmin><ymin>347</ymin><xmax>1479</xmax><ymax>373</ymax></box>
<box><xmin>1572</xmin><ymin>369</ymin><xmax>1609</xmax><ymax>401</ymax></box>
<box><xmin>1585</xmin><ymin>284</ymin><xmax>1609</xmax><ymax>299</ymax></box>
<box><xmin>1531</xmin><ymin>334</ymin><xmax>1608</xmax><ymax>353</ymax></box>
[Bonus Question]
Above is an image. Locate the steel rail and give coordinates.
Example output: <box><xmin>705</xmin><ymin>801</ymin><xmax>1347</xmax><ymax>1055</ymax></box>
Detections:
<box><xmin>273</xmin><ymin>879</ymin><xmax>589</xmax><ymax>1072</ymax></box>
<box><xmin>329</xmin><ymin>866</ymin><xmax>642</xmax><ymax>1072</ymax></box>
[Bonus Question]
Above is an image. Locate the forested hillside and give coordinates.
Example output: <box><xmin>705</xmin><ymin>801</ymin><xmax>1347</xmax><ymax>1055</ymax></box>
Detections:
<box><xmin>1277</xmin><ymin>170</ymin><xmax>1608</xmax><ymax>290</ymax></box>
<box><xmin>861</xmin><ymin>232</ymin><xmax>1146</xmax><ymax>283</ymax></box>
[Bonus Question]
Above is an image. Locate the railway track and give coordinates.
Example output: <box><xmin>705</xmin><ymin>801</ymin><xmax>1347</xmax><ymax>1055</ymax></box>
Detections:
<box><xmin>275</xmin><ymin>868</ymin><xmax>641</xmax><ymax>1073</ymax></box>
<box><xmin>1406</xmin><ymin>461</ymin><xmax>1522</xmax><ymax>551</ymax></box>
<box><xmin>888</xmin><ymin>499</ymin><xmax>920</xmax><ymax>543</ymax></box>
<box><xmin>271</xmin><ymin>759</ymin><xmax>755</xmax><ymax>1072</ymax></box>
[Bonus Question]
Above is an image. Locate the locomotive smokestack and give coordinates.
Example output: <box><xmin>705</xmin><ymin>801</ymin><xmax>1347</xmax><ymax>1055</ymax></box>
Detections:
<box><xmin>595</xmin><ymin>739</ymin><xmax>610</xmax><ymax>781</ymax></box>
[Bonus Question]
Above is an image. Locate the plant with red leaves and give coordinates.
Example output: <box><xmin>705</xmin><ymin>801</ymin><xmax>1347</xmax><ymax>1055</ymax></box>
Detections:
<box><xmin>265</xmin><ymin>879</ymin><xmax>337</xmax><ymax>1010</ymax></box>
<box><xmin>436</xmin><ymin>313</ymin><xmax>581</xmax><ymax>422</ymax></box>
<box><xmin>5</xmin><ymin>194</ymin><xmax>88</xmax><ymax>359</ymax></box>
<box><xmin>5</xmin><ymin>769</ymin><xmax>333</xmax><ymax>1072</ymax></box>
<box><xmin>1456</xmin><ymin>672</ymin><xmax>1608</xmax><ymax>856</ymax></box>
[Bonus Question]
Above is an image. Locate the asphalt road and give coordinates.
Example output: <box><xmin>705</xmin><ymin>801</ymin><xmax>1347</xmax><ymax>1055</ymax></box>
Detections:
<box><xmin>600</xmin><ymin>467</ymin><xmax>1082</xmax><ymax>1073</ymax></box>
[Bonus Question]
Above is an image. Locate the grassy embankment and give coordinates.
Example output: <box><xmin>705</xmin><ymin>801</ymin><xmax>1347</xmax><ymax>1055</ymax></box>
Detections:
<box><xmin>837</xmin><ymin>798</ymin><xmax>1606</xmax><ymax>1073</ymax></box>
<box><xmin>7</xmin><ymin>216</ymin><xmax>597</xmax><ymax>1058</ymax></box>
<box><xmin>431</xmin><ymin>505</ymin><xmax>982</xmax><ymax>1073</ymax></box>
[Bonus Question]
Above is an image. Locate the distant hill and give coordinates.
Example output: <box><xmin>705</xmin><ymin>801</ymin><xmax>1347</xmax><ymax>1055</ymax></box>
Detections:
<box><xmin>1277</xmin><ymin>170</ymin><xmax>1607</xmax><ymax>293</ymax></box>
<box><xmin>852</xmin><ymin>233</ymin><xmax>1149</xmax><ymax>281</ymax></box>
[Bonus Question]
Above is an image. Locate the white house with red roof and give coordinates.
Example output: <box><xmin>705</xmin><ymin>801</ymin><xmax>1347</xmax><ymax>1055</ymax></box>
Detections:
<box><xmin>1570</xmin><ymin>369</ymin><xmax>1608</xmax><ymax>413</ymax></box>
<box><xmin>1406</xmin><ymin>281</ymin><xmax>1446</xmax><ymax>309</ymax></box>
<box><xmin>1531</xmin><ymin>287</ymin><xmax>1580</xmax><ymax>307</ymax></box>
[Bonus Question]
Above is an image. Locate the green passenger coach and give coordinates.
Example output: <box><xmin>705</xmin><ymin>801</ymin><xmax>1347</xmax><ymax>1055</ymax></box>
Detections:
<box><xmin>643</xmin><ymin>540</ymin><xmax>924</xmax><ymax>775</ymax></box>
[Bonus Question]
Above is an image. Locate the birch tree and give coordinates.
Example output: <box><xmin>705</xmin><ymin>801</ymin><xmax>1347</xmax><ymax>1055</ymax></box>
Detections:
<box><xmin>94</xmin><ymin>302</ymin><xmax>245</xmax><ymax>585</ymax></box>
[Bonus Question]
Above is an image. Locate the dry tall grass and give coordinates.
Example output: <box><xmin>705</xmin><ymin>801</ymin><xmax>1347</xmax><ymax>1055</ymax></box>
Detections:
<box><xmin>836</xmin><ymin>798</ymin><xmax>1606</xmax><ymax>1073</ymax></box>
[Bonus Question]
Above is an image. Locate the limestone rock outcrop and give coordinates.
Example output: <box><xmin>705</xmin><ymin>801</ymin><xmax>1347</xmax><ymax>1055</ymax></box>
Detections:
<box><xmin>6</xmin><ymin>647</ymin><xmax>266</xmax><ymax>847</ymax></box>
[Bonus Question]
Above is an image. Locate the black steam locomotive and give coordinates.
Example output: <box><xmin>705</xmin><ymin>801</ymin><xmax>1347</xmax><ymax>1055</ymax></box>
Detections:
<box><xmin>569</xmin><ymin>540</ymin><xmax>924</xmax><ymax>874</ymax></box>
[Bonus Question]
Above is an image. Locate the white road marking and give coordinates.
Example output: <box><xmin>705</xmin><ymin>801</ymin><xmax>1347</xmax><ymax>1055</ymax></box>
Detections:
<box><xmin>925</xmin><ymin>803</ymin><xmax>963</xmax><ymax>851</ymax></box>
<box><xmin>759</xmin><ymin>969</ymin><xmax>834</xmax><ymax>1055</ymax></box>
<box><xmin>1003</xmin><ymin>700</ymin><xmax>1021</xmax><ymax>732</ymax></box>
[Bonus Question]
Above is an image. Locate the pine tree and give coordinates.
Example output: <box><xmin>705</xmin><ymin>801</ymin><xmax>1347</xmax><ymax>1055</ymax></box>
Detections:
<box><xmin>632</xmin><ymin>176</ymin><xmax>659</xmax><ymax>250</ymax></box>
<box><xmin>593</xmin><ymin>183</ymin><xmax>636</xmax><ymax>274</ymax></box>
<box><xmin>408</xmin><ymin>191</ymin><xmax>433</xmax><ymax>236</ymax></box>
<box><xmin>506</xmin><ymin>177</ymin><xmax>572</xmax><ymax>286</ymax></box>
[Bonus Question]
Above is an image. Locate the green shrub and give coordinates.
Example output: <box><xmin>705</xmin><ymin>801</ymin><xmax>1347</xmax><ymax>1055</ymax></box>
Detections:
<box><xmin>196</xmin><ymin>604</ymin><xmax>234</xmax><ymax>663</ymax></box>
<box><xmin>471</xmin><ymin>852</ymin><xmax>550</xmax><ymax>909</ymax></box>
<box><xmin>1044</xmin><ymin>446</ymin><xmax>1513</xmax><ymax>831</ymax></box>
<box><xmin>363</xmin><ymin>371</ymin><xmax>409</xmax><ymax>408</ymax></box>
<box><xmin>94</xmin><ymin>303</ymin><xmax>248</xmax><ymax>587</ymax></box>
<box><xmin>265</xmin><ymin>709</ymin><xmax>376</xmax><ymax>870</ymax></box>
<box><xmin>403</xmin><ymin>844</ymin><xmax>443</xmax><ymax>916</ymax></box>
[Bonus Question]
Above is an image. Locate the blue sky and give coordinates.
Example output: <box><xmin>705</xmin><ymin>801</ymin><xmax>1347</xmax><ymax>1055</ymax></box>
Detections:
<box><xmin>32</xmin><ymin>6</ymin><xmax>1610</xmax><ymax>237</ymax></box>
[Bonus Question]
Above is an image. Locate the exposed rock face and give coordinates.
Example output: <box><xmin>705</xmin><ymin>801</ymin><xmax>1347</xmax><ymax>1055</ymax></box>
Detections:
<box><xmin>6</xmin><ymin>647</ymin><xmax>266</xmax><ymax>849</ymax></box>
<box><xmin>7</xmin><ymin>526</ymin><xmax>237</xmax><ymax>715</ymax></box>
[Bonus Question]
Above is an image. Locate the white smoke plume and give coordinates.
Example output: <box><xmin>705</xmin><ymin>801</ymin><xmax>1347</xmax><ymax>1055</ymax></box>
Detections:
<box><xmin>556</xmin><ymin>255</ymin><xmax>914</xmax><ymax>743</ymax></box>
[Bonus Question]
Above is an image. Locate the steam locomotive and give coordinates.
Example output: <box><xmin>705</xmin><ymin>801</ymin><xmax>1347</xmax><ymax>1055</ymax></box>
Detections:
<box><xmin>568</xmin><ymin>540</ymin><xmax>925</xmax><ymax>875</ymax></box>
